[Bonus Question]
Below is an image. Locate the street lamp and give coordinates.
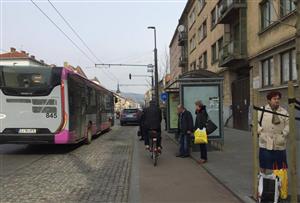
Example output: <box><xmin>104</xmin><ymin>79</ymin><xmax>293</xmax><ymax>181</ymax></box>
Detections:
<box><xmin>147</xmin><ymin>26</ymin><xmax>159</xmax><ymax>106</ymax></box>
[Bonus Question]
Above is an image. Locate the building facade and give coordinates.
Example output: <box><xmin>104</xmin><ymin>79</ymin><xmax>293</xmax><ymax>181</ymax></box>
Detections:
<box><xmin>217</xmin><ymin>0</ymin><xmax>250</xmax><ymax>130</ymax></box>
<box><xmin>169</xmin><ymin>30</ymin><xmax>182</xmax><ymax>86</ymax></box>
<box><xmin>169</xmin><ymin>0</ymin><xmax>299</xmax><ymax>131</ymax></box>
<box><xmin>0</xmin><ymin>47</ymin><xmax>48</xmax><ymax>66</ymax></box>
<box><xmin>247</xmin><ymin>0</ymin><xmax>299</xmax><ymax>105</ymax></box>
<box><xmin>169</xmin><ymin>0</ymin><xmax>242</xmax><ymax>129</ymax></box>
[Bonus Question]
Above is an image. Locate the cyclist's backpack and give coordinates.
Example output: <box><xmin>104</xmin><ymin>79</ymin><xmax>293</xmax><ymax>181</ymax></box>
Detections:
<box><xmin>257</xmin><ymin>172</ymin><xmax>280</xmax><ymax>203</ymax></box>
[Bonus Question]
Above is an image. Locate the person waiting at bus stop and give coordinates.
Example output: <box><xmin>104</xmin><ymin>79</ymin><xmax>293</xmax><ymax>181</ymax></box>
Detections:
<box><xmin>194</xmin><ymin>100</ymin><xmax>209</xmax><ymax>163</ymax></box>
<box><xmin>258</xmin><ymin>91</ymin><xmax>289</xmax><ymax>173</ymax></box>
<box><xmin>176</xmin><ymin>104</ymin><xmax>193</xmax><ymax>158</ymax></box>
<box><xmin>143</xmin><ymin>100</ymin><xmax>162</xmax><ymax>151</ymax></box>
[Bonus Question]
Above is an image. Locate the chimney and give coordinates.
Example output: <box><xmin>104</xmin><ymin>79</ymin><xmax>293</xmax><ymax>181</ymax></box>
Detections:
<box><xmin>10</xmin><ymin>47</ymin><xmax>16</xmax><ymax>52</ymax></box>
<box><xmin>26</xmin><ymin>53</ymin><xmax>29</xmax><ymax>57</ymax></box>
<box><xmin>21</xmin><ymin>50</ymin><xmax>26</xmax><ymax>54</ymax></box>
<box><xmin>30</xmin><ymin>55</ymin><xmax>35</xmax><ymax>59</ymax></box>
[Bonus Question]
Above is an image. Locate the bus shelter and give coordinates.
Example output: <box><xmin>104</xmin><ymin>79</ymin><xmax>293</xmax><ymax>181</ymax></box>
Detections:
<box><xmin>164</xmin><ymin>80</ymin><xmax>180</xmax><ymax>134</ymax></box>
<box><xmin>165</xmin><ymin>69</ymin><xmax>224</xmax><ymax>149</ymax></box>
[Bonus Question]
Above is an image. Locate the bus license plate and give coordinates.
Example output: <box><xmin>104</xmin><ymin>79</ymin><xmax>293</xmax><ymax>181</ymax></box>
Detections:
<box><xmin>19</xmin><ymin>129</ymin><xmax>37</xmax><ymax>134</ymax></box>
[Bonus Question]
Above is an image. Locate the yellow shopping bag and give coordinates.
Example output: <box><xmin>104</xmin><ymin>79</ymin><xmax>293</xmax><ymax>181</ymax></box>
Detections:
<box><xmin>194</xmin><ymin>128</ymin><xmax>208</xmax><ymax>144</ymax></box>
<box><xmin>273</xmin><ymin>167</ymin><xmax>288</xmax><ymax>199</ymax></box>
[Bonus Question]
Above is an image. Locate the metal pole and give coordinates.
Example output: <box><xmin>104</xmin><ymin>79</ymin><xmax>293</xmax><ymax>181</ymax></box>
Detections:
<box><xmin>252</xmin><ymin>90</ymin><xmax>259</xmax><ymax>200</ymax></box>
<box><xmin>288</xmin><ymin>81</ymin><xmax>298</xmax><ymax>203</ymax></box>
<box><xmin>151</xmin><ymin>71</ymin><xmax>154</xmax><ymax>100</ymax></box>
<box><xmin>154</xmin><ymin>28</ymin><xmax>159</xmax><ymax>107</ymax></box>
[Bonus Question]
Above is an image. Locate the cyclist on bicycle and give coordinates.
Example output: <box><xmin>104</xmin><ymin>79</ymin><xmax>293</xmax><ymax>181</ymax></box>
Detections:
<box><xmin>142</xmin><ymin>100</ymin><xmax>162</xmax><ymax>152</ymax></box>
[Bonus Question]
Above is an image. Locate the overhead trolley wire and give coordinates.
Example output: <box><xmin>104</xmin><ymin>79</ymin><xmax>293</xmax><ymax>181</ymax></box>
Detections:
<box><xmin>31</xmin><ymin>0</ymin><xmax>119</xmax><ymax>83</ymax></box>
<box><xmin>30</xmin><ymin>0</ymin><xmax>96</xmax><ymax>64</ymax></box>
<box><xmin>47</xmin><ymin>0</ymin><xmax>120</xmax><ymax>82</ymax></box>
<box><xmin>47</xmin><ymin>0</ymin><xmax>102</xmax><ymax>63</ymax></box>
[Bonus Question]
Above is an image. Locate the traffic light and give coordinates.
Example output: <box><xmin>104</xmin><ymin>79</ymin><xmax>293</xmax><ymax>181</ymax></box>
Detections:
<box><xmin>129</xmin><ymin>73</ymin><xmax>132</xmax><ymax>80</ymax></box>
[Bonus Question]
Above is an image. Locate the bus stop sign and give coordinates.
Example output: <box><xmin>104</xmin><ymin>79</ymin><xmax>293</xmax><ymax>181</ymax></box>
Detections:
<box><xmin>160</xmin><ymin>92</ymin><xmax>168</xmax><ymax>102</ymax></box>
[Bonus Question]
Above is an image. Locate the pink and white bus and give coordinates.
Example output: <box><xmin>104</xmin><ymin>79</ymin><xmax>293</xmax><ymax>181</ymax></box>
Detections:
<box><xmin>0</xmin><ymin>66</ymin><xmax>114</xmax><ymax>144</ymax></box>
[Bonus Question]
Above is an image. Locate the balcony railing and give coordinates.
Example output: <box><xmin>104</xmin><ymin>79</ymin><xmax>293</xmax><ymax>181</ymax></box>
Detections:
<box><xmin>179</xmin><ymin>55</ymin><xmax>188</xmax><ymax>67</ymax></box>
<box><xmin>219</xmin><ymin>40</ymin><xmax>247</xmax><ymax>67</ymax></box>
<box><xmin>178</xmin><ymin>32</ymin><xmax>187</xmax><ymax>46</ymax></box>
<box><xmin>218</xmin><ymin>0</ymin><xmax>246</xmax><ymax>24</ymax></box>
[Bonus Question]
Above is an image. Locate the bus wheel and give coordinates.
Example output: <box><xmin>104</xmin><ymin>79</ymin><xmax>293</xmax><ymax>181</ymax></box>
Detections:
<box><xmin>85</xmin><ymin>130</ymin><xmax>92</xmax><ymax>145</ymax></box>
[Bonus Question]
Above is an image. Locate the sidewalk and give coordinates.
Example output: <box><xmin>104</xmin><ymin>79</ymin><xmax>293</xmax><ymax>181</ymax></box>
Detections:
<box><xmin>163</xmin><ymin>128</ymin><xmax>300</xmax><ymax>203</ymax></box>
<box><xmin>133</xmin><ymin>129</ymin><xmax>241</xmax><ymax>203</ymax></box>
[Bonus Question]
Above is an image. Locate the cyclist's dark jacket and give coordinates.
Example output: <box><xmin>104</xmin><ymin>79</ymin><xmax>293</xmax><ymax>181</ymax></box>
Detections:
<box><xmin>143</xmin><ymin>103</ymin><xmax>162</xmax><ymax>131</ymax></box>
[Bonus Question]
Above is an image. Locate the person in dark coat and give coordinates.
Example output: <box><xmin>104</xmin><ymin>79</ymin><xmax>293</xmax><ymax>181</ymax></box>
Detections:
<box><xmin>143</xmin><ymin>100</ymin><xmax>162</xmax><ymax>150</ymax></box>
<box><xmin>194</xmin><ymin>100</ymin><xmax>208</xmax><ymax>164</ymax></box>
<box><xmin>139</xmin><ymin>110</ymin><xmax>145</xmax><ymax>141</ymax></box>
<box><xmin>162</xmin><ymin>107</ymin><xmax>167</xmax><ymax>130</ymax></box>
<box><xmin>176</xmin><ymin>104</ymin><xmax>193</xmax><ymax>158</ymax></box>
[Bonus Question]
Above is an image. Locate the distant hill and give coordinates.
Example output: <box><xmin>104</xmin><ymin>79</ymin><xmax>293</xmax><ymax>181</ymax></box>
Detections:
<box><xmin>121</xmin><ymin>92</ymin><xmax>144</xmax><ymax>105</ymax></box>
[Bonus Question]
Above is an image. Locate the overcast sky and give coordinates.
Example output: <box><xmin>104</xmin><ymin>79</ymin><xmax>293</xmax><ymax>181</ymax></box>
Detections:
<box><xmin>0</xmin><ymin>0</ymin><xmax>186</xmax><ymax>94</ymax></box>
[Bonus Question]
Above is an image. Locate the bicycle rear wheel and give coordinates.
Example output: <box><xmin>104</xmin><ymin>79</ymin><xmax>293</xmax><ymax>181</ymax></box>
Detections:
<box><xmin>153</xmin><ymin>141</ymin><xmax>157</xmax><ymax>166</ymax></box>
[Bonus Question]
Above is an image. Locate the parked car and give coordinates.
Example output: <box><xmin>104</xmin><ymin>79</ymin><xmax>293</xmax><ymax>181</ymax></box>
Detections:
<box><xmin>120</xmin><ymin>108</ymin><xmax>141</xmax><ymax>126</ymax></box>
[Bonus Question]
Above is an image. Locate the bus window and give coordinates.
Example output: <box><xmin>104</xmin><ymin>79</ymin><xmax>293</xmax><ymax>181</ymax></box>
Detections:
<box><xmin>0</xmin><ymin>66</ymin><xmax>61</xmax><ymax>96</ymax></box>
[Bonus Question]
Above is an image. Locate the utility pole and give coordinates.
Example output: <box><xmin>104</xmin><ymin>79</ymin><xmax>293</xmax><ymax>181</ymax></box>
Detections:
<box><xmin>148</xmin><ymin>26</ymin><xmax>159</xmax><ymax>107</ymax></box>
<box><xmin>154</xmin><ymin>34</ymin><xmax>159</xmax><ymax>107</ymax></box>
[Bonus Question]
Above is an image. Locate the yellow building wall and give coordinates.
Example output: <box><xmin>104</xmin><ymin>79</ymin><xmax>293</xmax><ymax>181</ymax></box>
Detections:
<box><xmin>187</xmin><ymin>0</ymin><xmax>225</xmax><ymax>73</ymax></box>
<box><xmin>247</xmin><ymin>0</ymin><xmax>296</xmax><ymax>58</ymax></box>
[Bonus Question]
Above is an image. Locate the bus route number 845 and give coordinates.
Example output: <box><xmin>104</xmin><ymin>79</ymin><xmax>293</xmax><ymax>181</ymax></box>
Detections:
<box><xmin>46</xmin><ymin>113</ymin><xmax>57</xmax><ymax>118</ymax></box>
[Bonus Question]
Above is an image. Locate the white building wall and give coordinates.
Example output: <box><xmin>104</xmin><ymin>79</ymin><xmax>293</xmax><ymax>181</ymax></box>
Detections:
<box><xmin>0</xmin><ymin>59</ymin><xmax>45</xmax><ymax>66</ymax></box>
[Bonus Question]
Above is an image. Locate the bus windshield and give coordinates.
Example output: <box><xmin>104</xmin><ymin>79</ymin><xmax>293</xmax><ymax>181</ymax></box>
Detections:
<box><xmin>0</xmin><ymin>66</ymin><xmax>61</xmax><ymax>96</ymax></box>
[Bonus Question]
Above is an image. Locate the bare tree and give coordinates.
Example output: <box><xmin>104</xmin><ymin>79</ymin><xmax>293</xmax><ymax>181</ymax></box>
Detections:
<box><xmin>159</xmin><ymin>46</ymin><xmax>170</xmax><ymax>80</ymax></box>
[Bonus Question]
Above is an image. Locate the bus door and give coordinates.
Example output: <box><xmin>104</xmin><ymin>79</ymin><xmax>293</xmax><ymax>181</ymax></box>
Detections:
<box><xmin>68</xmin><ymin>76</ymin><xmax>86</xmax><ymax>140</ymax></box>
<box><xmin>96</xmin><ymin>93</ymin><xmax>102</xmax><ymax>132</ymax></box>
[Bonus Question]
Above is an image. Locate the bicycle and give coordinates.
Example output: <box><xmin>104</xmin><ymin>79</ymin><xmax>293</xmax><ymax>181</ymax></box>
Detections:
<box><xmin>148</xmin><ymin>130</ymin><xmax>160</xmax><ymax>166</ymax></box>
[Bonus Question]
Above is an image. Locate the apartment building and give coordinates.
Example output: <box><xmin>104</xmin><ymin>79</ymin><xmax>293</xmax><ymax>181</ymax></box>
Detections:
<box><xmin>247</xmin><ymin>0</ymin><xmax>299</xmax><ymax>105</ymax></box>
<box><xmin>169</xmin><ymin>0</ymin><xmax>299</xmax><ymax>131</ymax></box>
<box><xmin>217</xmin><ymin>0</ymin><xmax>250</xmax><ymax>130</ymax></box>
<box><xmin>169</xmin><ymin>0</ymin><xmax>239</xmax><ymax>129</ymax></box>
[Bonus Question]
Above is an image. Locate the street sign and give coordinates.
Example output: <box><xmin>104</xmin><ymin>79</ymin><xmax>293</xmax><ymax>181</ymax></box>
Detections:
<box><xmin>160</xmin><ymin>92</ymin><xmax>168</xmax><ymax>102</ymax></box>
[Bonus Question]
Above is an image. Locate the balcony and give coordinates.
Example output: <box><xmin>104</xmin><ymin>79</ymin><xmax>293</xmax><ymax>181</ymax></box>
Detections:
<box><xmin>218</xmin><ymin>0</ymin><xmax>246</xmax><ymax>24</ymax></box>
<box><xmin>178</xmin><ymin>32</ymin><xmax>187</xmax><ymax>46</ymax></box>
<box><xmin>219</xmin><ymin>40</ymin><xmax>247</xmax><ymax>67</ymax></box>
<box><xmin>179</xmin><ymin>56</ymin><xmax>188</xmax><ymax>67</ymax></box>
